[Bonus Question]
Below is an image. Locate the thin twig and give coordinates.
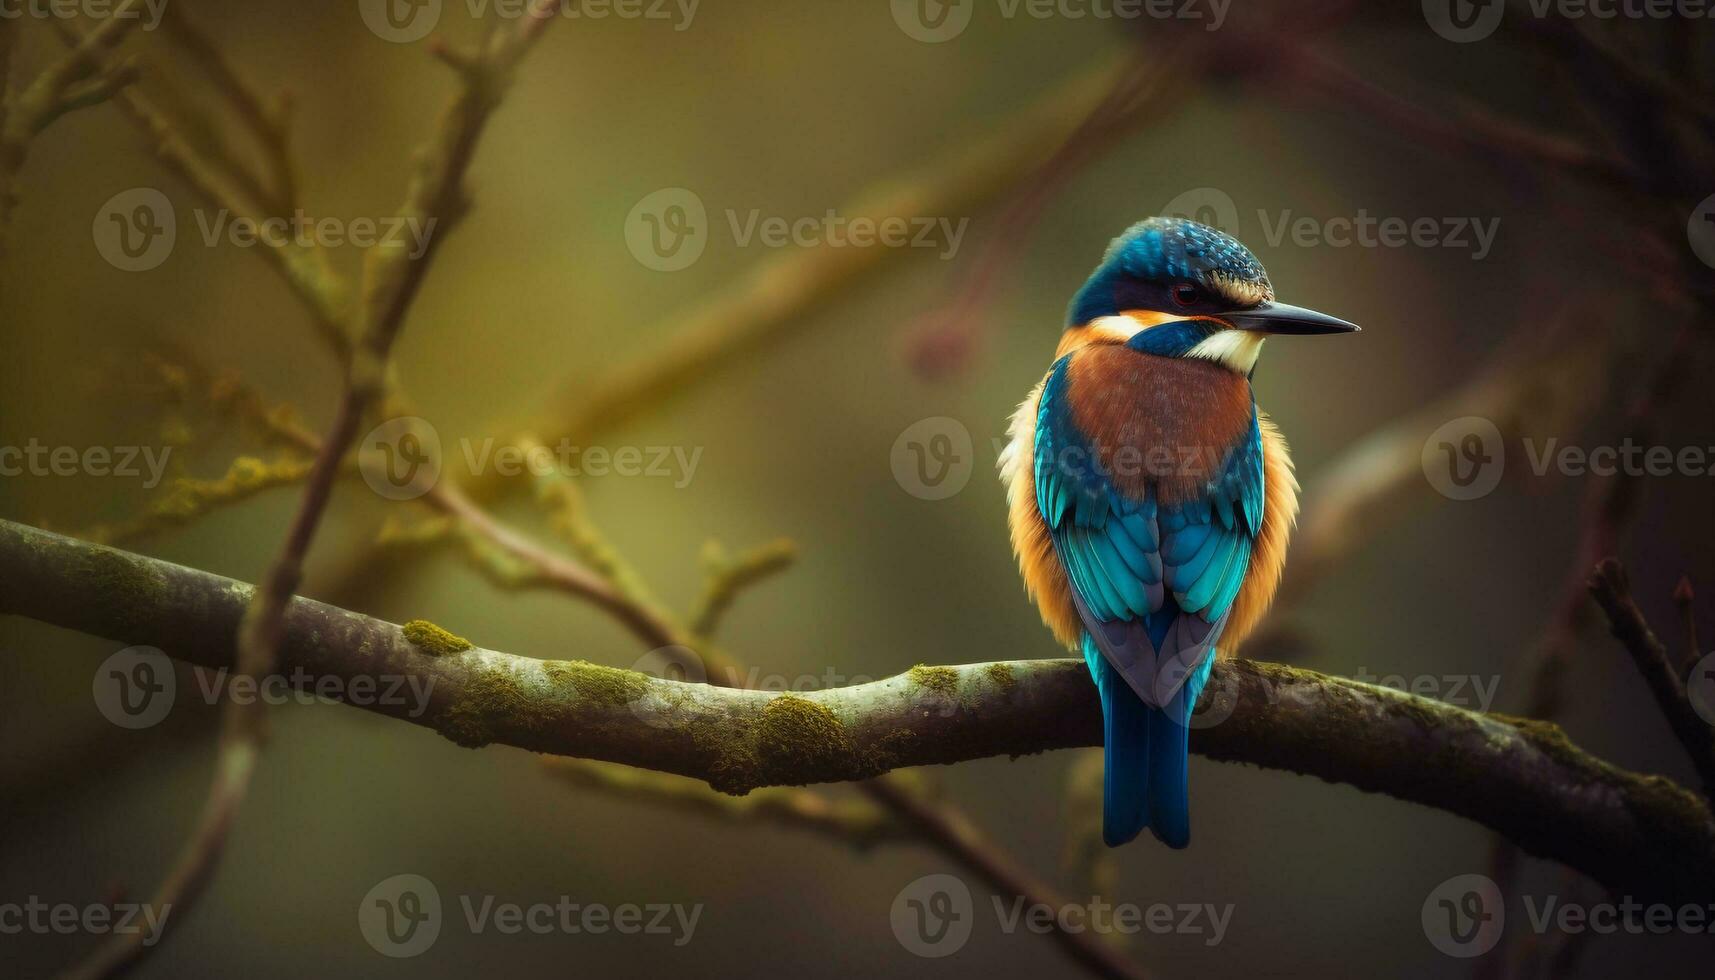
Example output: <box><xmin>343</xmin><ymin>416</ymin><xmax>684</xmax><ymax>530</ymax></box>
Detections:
<box><xmin>864</xmin><ymin>776</ymin><xmax>1151</xmax><ymax>980</ymax></box>
<box><xmin>1285</xmin><ymin>47</ymin><xmax>1638</xmax><ymax>192</ymax></box>
<box><xmin>425</xmin><ymin>481</ymin><xmax>683</xmax><ymax>650</ymax></box>
<box><xmin>1588</xmin><ymin>558</ymin><xmax>1715</xmax><ymax>803</ymax></box>
<box><xmin>1674</xmin><ymin>576</ymin><xmax>1702</xmax><ymax>678</ymax></box>
<box><xmin>689</xmin><ymin>539</ymin><xmax>798</xmax><ymax>640</ymax></box>
<box><xmin>0</xmin><ymin>0</ymin><xmax>146</xmax><ymax>246</ymax></box>
<box><xmin>55</xmin><ymin>8</ymin><xmax>563</xmax><ymax>975</ymax></box>
<box><xmin>51</xmin><ymin>17</ymin><xmax>348</xmax><ymax>356</ymax></box>
<box><xmin>157</xmin><ymin>4</ymin><xmax>298</xmax><ymax>214</ymax></box>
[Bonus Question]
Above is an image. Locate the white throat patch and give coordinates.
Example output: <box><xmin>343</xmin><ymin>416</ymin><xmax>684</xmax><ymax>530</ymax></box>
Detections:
<box><xmin>1081</xmin><ymin>313</ymin><xmax>1265</xmax><ymax>374</ymax></box>
<box><xmin>1186</xmin><ymin>329</ymin><xmax>1265</xmax><ymax>374</ymax></box>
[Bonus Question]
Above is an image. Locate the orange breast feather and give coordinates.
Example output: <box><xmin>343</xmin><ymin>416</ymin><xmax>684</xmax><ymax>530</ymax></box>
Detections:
<box><xmin>1001</xmin><ymin>341</ymin><xmax>1298</xmax><ymax>655</ymax></box>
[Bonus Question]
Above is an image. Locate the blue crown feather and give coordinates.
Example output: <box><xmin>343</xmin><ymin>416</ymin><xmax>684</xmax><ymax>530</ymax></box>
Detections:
<box><xmin>1069</xmin><ymin>217</ymin><xmax>1273</xmax><ymax>326</ymax></box>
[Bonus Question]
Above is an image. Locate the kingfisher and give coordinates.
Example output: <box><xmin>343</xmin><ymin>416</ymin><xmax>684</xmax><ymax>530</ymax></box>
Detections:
<box><xmin>999</xmin><ymin>216</ymin><xmax>1358</xmax><ymax>848</ymax></box>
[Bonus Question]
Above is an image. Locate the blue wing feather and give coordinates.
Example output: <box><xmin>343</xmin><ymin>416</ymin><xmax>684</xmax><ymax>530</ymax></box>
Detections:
<box><xmin>1035</xmin><ymin>353</ymin><xmax>1263</xmax><ymax>848</ymax></box>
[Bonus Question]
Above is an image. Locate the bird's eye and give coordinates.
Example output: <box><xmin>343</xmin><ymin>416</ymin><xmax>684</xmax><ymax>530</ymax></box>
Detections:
<box><xmin>1170</xmin><ymin>282</ymin><xmax>1201</xmax><ymax>308</ymax></box>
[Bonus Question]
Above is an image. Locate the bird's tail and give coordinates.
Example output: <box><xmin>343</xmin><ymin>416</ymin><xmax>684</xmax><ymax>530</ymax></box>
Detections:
<box><xmin>1083</xmin><ymin>633</ymin><xmax>1204</xmax><ymax>849</ymax></box>
<box><xmin>1086</xmin><ymin>636</ymin><xmax>1149</xmax><ymax>846</ymax></box>
<box><xmin>1146</xmin><ymin>682</ymin><xmax>1194</xmax><ymax>848</ymax></box>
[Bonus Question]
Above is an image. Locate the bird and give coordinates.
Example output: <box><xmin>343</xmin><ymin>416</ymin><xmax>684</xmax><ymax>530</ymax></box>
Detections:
<box><xmin>998</xmin><ymin>216</ymin><xmax>1358</xmax><ymax>848</ymax></box>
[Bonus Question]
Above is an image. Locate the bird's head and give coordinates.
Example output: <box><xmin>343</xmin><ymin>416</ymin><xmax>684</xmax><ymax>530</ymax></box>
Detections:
<box><xmin>1066</xmin><ymin>216</ymin><xmax>1358</xmax><ymax>374</ymax></box>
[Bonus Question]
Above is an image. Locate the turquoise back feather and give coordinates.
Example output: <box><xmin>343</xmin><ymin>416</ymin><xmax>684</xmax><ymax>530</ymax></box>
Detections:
<box><xmin>1036</xmin><ymin>350</ymin><xmax>1262</xmax><ymax>847</ymax></box>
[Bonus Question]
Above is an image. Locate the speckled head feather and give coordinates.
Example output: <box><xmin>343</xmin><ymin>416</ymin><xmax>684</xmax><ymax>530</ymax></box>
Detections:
<box><xmin>1067</xmin><ymin>217</ymin><xmax>1275</xmax><ymax>326</ymax></box>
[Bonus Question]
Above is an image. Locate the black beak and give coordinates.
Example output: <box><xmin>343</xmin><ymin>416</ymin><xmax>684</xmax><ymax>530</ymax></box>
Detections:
<box><xmin>1223</xmin><ymin>301</ymin><xmax>1360</xmax><ymax>335</ymax></box>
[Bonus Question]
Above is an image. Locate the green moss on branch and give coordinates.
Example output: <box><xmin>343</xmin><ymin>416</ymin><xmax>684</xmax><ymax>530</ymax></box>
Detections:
<box><xmin>402</xmin><ymin>618</ymin><xmax>472</xmax><ymax>656</ymax></box>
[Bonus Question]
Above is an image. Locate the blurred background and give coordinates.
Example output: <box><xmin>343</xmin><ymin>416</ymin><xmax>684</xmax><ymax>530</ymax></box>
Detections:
<box><xmin>3</xmin><ymin>0</ymin><xmax>1714</xmax><ymax>976</ymax></box>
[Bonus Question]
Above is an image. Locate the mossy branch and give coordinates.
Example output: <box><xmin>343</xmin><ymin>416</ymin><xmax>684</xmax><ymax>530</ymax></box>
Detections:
<box><xmin>5</xmin><ymin>519</ymin><xmax>1713</xmax><ymax>907</ymax></box>
<box><xmin>49</xmin><ymin>8</ymin><xmax>565</xmax><ymax>974</ymax></box>
<box><xmin>78</xmin><ymin>456</ymin><xmax>315</xmax><ymax>546</ymax></box>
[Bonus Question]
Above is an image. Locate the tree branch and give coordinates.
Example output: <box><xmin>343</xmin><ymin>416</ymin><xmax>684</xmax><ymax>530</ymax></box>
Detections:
<box><xmin>0</xmin><ymin>0</ymin><xmax>145</xmax><ymax>245</ymax></box>
<box><xmin>1588</xmin><ymin>558</ymin><xmax>1715</xmax><ymax>803</ymax></box>
<box><xmin>5</xmin><ymin>519</ymin><xmax>1712</xmax><ymax>907</ymax></box>
<box><xmin>541</xmin><ymin>758</ymin><xmax>908</xmax><ymax>848</ymax></box>
<box><xmin>52</xmin><ymin>7</ymin><xmax>564</xmax><ymax>974</ymax></box>
<box><xmin>1675</xmin><ymin>575</ymin><xmax>1702</xmax><ymax>678</ymax></box>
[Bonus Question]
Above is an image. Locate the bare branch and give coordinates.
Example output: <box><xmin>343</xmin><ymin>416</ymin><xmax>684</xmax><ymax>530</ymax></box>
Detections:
<box><xmin>54</xmin><ymin>9</ymin><xmax>563</xmax><ymax>974</ymax></box>
<box><xmin>5</xmin><ymin>519</ymin><xmax>1712</xmax><ymax>908</ymax></box>
<box><xmin>1674</xmin><ymin>576</ymin><xmax>1701</xmax><ymax>678</ymax></box>
<box><xmin>1588</xmin><ymin>558</ymin><xmax>1715</xmax><ymax>803</ymax></box>
<box><xmin>157</xmin><ymin>5</ymin><xmax>298</xmax><ymax>214</ymax></box>
<box><xmin>78</xmin><ymin>455</ymin><xmax>316</xmax><ymax>546</ymax></box>
<box><xmin>0</xmin><ymin>0</ymin><xmax>146</xmax><ymax>244</ymax></box>
<box><xmin>863</xmin><ymin>775</ymin><xmax>1151</xmax><ymax>980</ymax></box>
<box><xmin>690</xmin><ymin>539</ymin><xmax>797</xmax><ymax>640</ymax></box>
<box><xmin>1285</xmin><ymin>47</ymin><xmax>1638</xmax><ymax>191</ymax></box>
<box><xmin>52</xmin><ymin>17</ymin><xmax>348</xmax><ymax>355</ymax></box>
<box><xmin>424</xmin><ymin>481</ymin><xmax>683</xmax><ymax>650</ymax></box>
